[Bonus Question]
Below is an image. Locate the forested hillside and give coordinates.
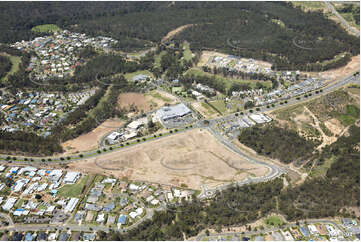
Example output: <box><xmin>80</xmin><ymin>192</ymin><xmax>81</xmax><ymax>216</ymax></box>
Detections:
<box><xmin>0</xmin><ymin>2</ymin><xmax>358</xmax><ymax>70</ymax></box>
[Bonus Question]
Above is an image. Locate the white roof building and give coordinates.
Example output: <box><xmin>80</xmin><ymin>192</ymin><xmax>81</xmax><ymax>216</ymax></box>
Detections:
<box><xmin>167</xmin><ymin>192</ymin><xmax>174</xmax><ymax>201</ymax></box>
<box><xmin>19</xmin><ymin>166</ymin><xmax>38</xmax><ymax>175</ymax></box>
<box><xmin>129</xmin><ymin>184</ymin><xmax>140</xmax><ymax>190</ymax></box>
<box><xmin>156</xmin><ymin>103</ymin><xmax>191</xmax><ymax>121</ymax></box>
<box><xmin>64</xmin><ymin>198</ymin><xmax>79</xmax><ymax>213</ymax></box>
<box><xmin>308</xmin><ymin>224</ymin><xmax>319</xmax><ymax>234</ymax></box>
<box><xmin>2</xmin><ymin>197</ymin><xmax>17</xmax><ymax>211</ymax></box>
<box><xmin>96</xmin><ymin>213</ymin><xmax>105</xmax><ymax>223</ymax></box>
<box><xmin>63</xmin><ymin>172</ymin><xmax>80</xmax><ymax>184</ymax></box>
<box><xmin>0</xmin><ymin>166</ymin><xmax>6</xmax><ymax>172</ymax></box>
<box><xmin>14</xmin><ymin>179</ymin><xmax>29</xmax><ymax>193</ymax></box>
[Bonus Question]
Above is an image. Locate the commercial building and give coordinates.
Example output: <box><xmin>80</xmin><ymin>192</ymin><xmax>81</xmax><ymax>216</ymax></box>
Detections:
<box><xmin>156</xmin><ymin>103</ymin><xmax>191</xmax><ymax>122</ymax></box>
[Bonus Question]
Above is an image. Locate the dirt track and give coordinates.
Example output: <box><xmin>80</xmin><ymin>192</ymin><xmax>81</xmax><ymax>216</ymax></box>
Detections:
<box><xmin>68</xmin><ymin>128</ymin><xmax>269</xmax><ymax>190</ymax></box>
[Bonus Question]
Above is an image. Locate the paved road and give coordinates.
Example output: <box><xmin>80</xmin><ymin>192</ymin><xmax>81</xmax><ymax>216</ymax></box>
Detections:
<box><xmin>0</xmin><ymin>212</ymin><xmax>14</xmax><ymax>226</ymax></box>
<box><xmin>195</xmin><ymin>219</ymin><xmax>347</xmax><ymax>241</ymax></box>
<box><xmin>325</xmin><ymin>1</ymin><xmax>360</xmax><ymax>36</ymax></box>
<box><xmin>0</xmin><ymin>72</ymin><xmax>358</xmax><ymax>165</ymax></box>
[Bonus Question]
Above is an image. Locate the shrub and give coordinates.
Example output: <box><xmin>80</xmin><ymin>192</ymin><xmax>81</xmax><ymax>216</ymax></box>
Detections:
<box><xmin>97</xmin><ymin>150</ymin><xmax>101</xmax><ymax>154</ymax></box>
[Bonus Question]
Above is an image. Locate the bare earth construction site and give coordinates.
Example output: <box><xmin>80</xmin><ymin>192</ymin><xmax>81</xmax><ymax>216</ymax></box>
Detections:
<box><xmin>69</xmin><ymin>128</ymin><xmax>269</xmax><ymax>190</ymax></box>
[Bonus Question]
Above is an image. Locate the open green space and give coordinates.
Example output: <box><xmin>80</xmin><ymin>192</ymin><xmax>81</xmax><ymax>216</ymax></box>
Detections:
<box><xmin>154</xmin><ymin>50</ymin><xmax>167</xmax><ymax>68</ymax></box>
<box><xmin>337</xmin><ymin>104</ymin><xmax>360</xmax><ymax>126</ymax></box>
<box><xmin>1</xmin><ymin>55</ymin><xmax>21</xmax><ymax>82</ymax></box>
<box><xmin>182</xmin><ymin>42</ymin><xmax>193</xmax><ymax>61</ymax></box>
<box><xmin>58</xmin><ymin>175</ymin><xmax>89</xmax><ymax>198</ymax></box>
<box><xmin>31</xmin><ymin>24</ymin><xmax>62</xmax><ymax>33</ymax></box>
<box><xmin>31</xmin><ymin>24</ymin><xmax>61</xmax><ymax>33</ymax></box>
<box><xmin>309</xmin><ymin>156</ymin><xmax>336</xmax><ymax>178</ymax></box>
<box><xmin>185</xmin><ymin>67</ymin><xmax>273</xmax><ymax>91</ymax></box>
<box><xmin>147</xmin><ymin>90</ymin><xmax>173</xmax><ymax>102</ymax></box>
<box><xmin>201</xmin><ymin>102</ymin><xmax>216</xmax><ymax>115</ymax></box>
<box><xmin>124</xmin><ymin>70</ymin><xmax>154</xmax><ymax>81</ymax></box>
<box><xmin>264</xmin><ymin>215</ymin><xmax>284</xmax><ymax>227</ymax></box>
<box><xmin>209</xmin><ymin>100</ymin><xmax>227</xmax><ymax>114</ymax></box>
<box><xmin>292</xmin><ymin>1</ymin><xmax>327</xmax><ymax>12</ymax></box>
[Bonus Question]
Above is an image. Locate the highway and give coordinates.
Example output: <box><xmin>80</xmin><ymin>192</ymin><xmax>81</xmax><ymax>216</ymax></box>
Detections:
<box><xmin>325</xmin><ymin>1</ymin><xmax>360</xmax><ymax>37</ymax></box>
<box><xmin>0</xmin><ymin>71</ymin><xmax>358</xmax><ymax>234</ymax></box>
<box><xmin>0</xmin><ymin>72</ymin><xmax>358</xmax><ymax>165</ymax></box>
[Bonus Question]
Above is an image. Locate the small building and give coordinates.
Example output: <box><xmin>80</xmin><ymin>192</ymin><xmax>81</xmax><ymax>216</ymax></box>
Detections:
<box><xmin>63</xmin><ymin>172</ymin><xmax>80</xmax><ymax>184</ymax></box>
<box><xmin>300</xmin><ymin>226</ymin><xmax>310</xmax><ymax>237</ymax></box>
<box><xmin>64</xmin><ymin>198</ymin><xmax>79</xmax><ymax>213</ymax></box>
<box><xmin>118</xmin><ymin>214</ymin><xmax>127</xmax><ymax>225</ymax></box>
<box><xmin>58</xmin><ymin>232</ymin><xmax>70</xmax><ymax>241</ymax></box>
<box><xmin>2</xmin><ymin>197</ymin><xmax>17</xmax><ymax>211</ymax></box>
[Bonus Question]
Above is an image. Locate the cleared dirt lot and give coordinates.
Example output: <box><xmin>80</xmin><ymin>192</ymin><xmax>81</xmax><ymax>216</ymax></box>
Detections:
<box><xmin>68</xmin><ymin>128</ymin><xmax>269</xmax><ymax>190</ymax></box>
<box><xmin>117</xmin><ymin>90</ymin><xmax>178</xmax><ymax>113</ymax></box>
<box><xmin>306</xmin><ymin>55</ymin><xmax>360</xmax><ymax>81</ymax></box>
<box><xmin>61</xmin><ymin>118</ymin><xmax>124</xmax><ymax>154</ymax></box>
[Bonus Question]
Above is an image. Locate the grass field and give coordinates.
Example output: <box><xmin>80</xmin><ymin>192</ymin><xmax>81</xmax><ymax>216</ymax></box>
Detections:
<box><xmin>185</xmin><ymin>67</ymin><xmax>272</xmax><ymax>91</ymax></box>
<box><xmin>154</xmin><ymin>50</ymin><xmax>167</xmax><ymax>68</ymax></box>
<box><xmin>292</xmin><ymin>1</ymin><xmax>327</xmax><ymax>12</ymax></box>
<box><xmin>264</xmin><ymin>215</ymin><xmax>284</xmax><ymax>227</ymax></box>
<box><xmin>58</xmin><ymin>175</ymin><xmax>89</xmax><ymax>198</ymax></box>
<box><xmin>148</xmin><ymin>91</ymin><xmax>173</xmax><ymax>102</ymax></box>
<box><xmin>309</xmin><ymin>156</ymin><xmax>336</xmax><ymax>177</ymax></box>
<box><xmin>31</xmin><ymin>24</ymin><xmax>62</xmax><ymax>33</ymax></box>
<box><xmin>338</xmin><ymin>104</ymin><xmax>360</xmax><ymax>126</ymax></box>
<box><xmin>182</xmin><ymin>42</ymin><xmax>193</xmax><ymax>61</ymax></box>
<box><xmin>209</xmin><ymin>100</ymin><xmax>227</xmax><ymax>114</ymax></box>
<box><xmin>124</xmin><ymin>70</ymin><xmax>154</xmax><ymax>81</ymax></box>
<box><xmin>1</xmin><ymin>55</ymin><xmax>21</xmax><ymax>82</ymax></box>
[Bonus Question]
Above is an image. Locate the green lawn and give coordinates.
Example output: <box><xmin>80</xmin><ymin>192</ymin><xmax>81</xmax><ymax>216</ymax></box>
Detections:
<box><xmin>264</xmin><ymin>215</ymin><xmax>284</xmax><ymax>227</ymax></box>
<box><xmin>201</xmin><ymin>102</ymin><xmax>216</xmax><ymax>114</ymax></box>
<box><xmin>147</xmin><ymin>90</ymin><xmax>173</xmax><ymax>102</ymax></box>
<box><xmin>1</xmin><ymin>55</ymin><xmax>21</xmax><ymax>82</ymax></box>
<box><xmin>154</xmin><ymin>50</ymin><xmax>167</xmax><ymax>68</ymax></box>
<box><xmin>124</xmin><ymin>70</ymin><xmax>153</xmax><ymax>81</ymax></box>
<box><xmin>337</xmin><ymin>105</ymin><xmax>360</xmax><ymax>126</ymax></box>
<box><xmin>310</xmin><ymin>156</ymin><xmax>336</xmax><ymax>178</ymax></box>
<box><xmin>209</xmin><ymin>100</ymin><xmax>227</xmax><ymax>114</ymax></box>
<box><xmin>31</xmin><ymin>24</ymin><xmax>62</xmax><ymax>33</ymax></box>
<box><xmin>292</xmin><ymin>1</ymin><xmax>327</xmax><ymax>11</ymax></box>
<box><xmin>182</xmin><ymin>42</ymin><xmax>193</xmax><ymax>61</ymax></box>
<box><xmin>58</xmin><ymin>175</ymin><xmax>89</xmax><ymax>198</ymax></box>
<box><xmin>185</xmin><ymin>67</ymin><xmax>272</xmax><ymax>91</ymax></box>
<box><xmin>172</xmin><ymin>86</ymin><xmax>183</xmax><ymax>93</ymax></box>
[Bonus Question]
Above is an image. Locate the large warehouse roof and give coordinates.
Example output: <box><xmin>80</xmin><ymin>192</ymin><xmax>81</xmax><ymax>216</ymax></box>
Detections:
<box><xmin>156</xmin><ymin>103</ymin><xmax>191</xmax><ymax>121</ymax></box>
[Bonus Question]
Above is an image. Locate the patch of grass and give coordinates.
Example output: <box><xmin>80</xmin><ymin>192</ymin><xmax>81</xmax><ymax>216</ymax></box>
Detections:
<box><xmin>1</xmin><ymin>55</ymin><xmax>21</xmax><ymax>82</ymax></box>
<box><xmin>182</xmin><ymin>41</ymin><xmax>193</xmax><ymax>61</ymax></box>
<box><xmin>149</xmin><ymin>91</ymin><xmax>172</xmax><ymax>102</ymax></box>
<box><xmin>310</xmin><ymin>156</ymin><xmax>337</xmax><ymax>177</ymax></box>
<box><xmin>292</xmin><ymin>1</ymin><xmax>327</xmax><ymax>12</ymax></box>
<box><xmin>264</xmin><ymin>215</ymin><xmax>284</xmax><ymax>227</ymax></box>
<box><xmin>154</xmin><ymin>50</ymin><xmax>167</xmax><ymax>68</ymax></box>
<box><xmin>58</xmin><ymin>175</ymin><xmax>89</xmax><ymax>198</ymax></box>
<box><xmin>209</xmin><ymin>100</ymin><xmax>227</xmax><ymax>114</ymax></box>
<box><xmin>31</xmin><ymin>24</ymin><xmax>62</xmax><ymax>33</ymax></box>
<box><xmin>337</xmin><ymin>105</ymin><xmax>360</xmax><ymax>126</ymax></box>
<box><xmin>201</xmin><ymin>102</ymin><xmax>216</xmax><ymax>114</ymax></box>
<box><xmin>185</xmin><ymin>67</ymin><xmax>272</xmax><ymax>91</ymax></box>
